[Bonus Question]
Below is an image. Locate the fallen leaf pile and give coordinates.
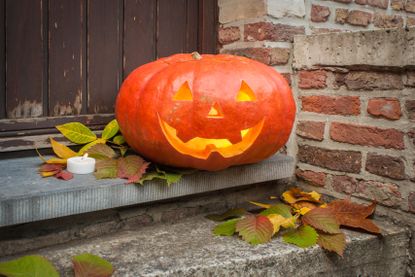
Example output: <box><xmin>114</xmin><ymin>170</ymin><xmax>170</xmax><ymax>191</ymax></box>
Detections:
<box><xmin>207</xmin><ymin>188</ymin><xmax>381</xmax><ymax>256</ymax></box>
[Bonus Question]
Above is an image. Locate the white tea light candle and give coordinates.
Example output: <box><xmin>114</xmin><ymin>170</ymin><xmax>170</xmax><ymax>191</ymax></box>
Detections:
<box><xmin>67</xmin><ymin>153</ymin><xmax>96</xmax><ymax>174</ymax></box>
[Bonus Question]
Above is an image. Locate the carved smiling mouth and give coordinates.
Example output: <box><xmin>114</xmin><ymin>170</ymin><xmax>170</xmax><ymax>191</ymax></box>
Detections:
<box><xmin>157</xmin><ymin>115</ymin><xmax>265</xmax><ymax>160</ymax></box>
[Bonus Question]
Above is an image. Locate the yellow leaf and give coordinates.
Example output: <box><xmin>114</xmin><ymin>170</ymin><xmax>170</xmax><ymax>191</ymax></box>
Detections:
<box><xmin>267</xmin><ymin>214</ymin><xmax>285</xmax><ymax>235</ymax></box>
<box><xmin>298</xmin><ymin>207</ymin><xmax>312</xmax><ymax>215</ymax></box>
<box><xmin>282</xmin><ymin>191</ymin><xmax>297</xmax><ymax>204</ymax></box>
<box><xmin>50</xmin><ymin>138</ymin><xmax>77</xmax><ymax>159</ymax></box>
<box><xmin>46</xmin><ymin>158</ymin><xmax>67</xmax><ymax>164</ymax></box>
<box><xmin>102</xmin><ymin>119</ymin><xmax>119</xmax><ymax>140</ymax></box>
<box><xmin>269</xmin><ymin>196</ymin><xmax>278</xmax><ymax>200</ymax></box>
<box><xmin>78</xmin><ymin>138</ymin><xmax>106</xmax><ymax>155</ymax></box>
<box><xmin>320</xmin><ymin>203</ymin><xmax>328</xmax><ymax>208</ymax></box>
<box><xmin>281</xmin><ymin>216</ymin><xmax>297</xmax><ymax>228</ymax></box>
<box><xmin>308</xmin><ymin>191</ymin><xmax>321</xmax><ymax>201</ymax></box>
<box><xmin>40</xmin><ymin>171</ymin><xmax>57</xmax><ymax>177</ymax></box>
<box><xmin>56</xmin><ymin>122</ymin><xmax>97</xmax><ymax>144</ymax></box>
<box><xmin>249</xmin><ymin>201</ymin><xmax>272</xmax><ymax>209</ymax></box>
<box><xmin>282</xmin><ymin>188</ymin><xmax>322</xmax><ymax>205</ymax></box>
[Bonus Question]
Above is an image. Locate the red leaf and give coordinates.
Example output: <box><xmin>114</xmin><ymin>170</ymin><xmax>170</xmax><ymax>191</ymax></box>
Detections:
<box><xmin>117</xmin><ymin>155</ymin><xmax>149</xmax><ymax>184</ymax></box>
<box><xmin>55</xmin><ymin>170</ymin><xmax>73</xmax><ymax>180</ymax></box>
<box><xmin>235</xmin><ymin>215</ymin><xmax>273</xmax><ymax>245</ymax></box>
<box><xmin>302</xmin><ymin>207</ymin><xmax>341</xmax><ymax>234</ymax></box>
<box><xmin>39</xmin><ymin>163</ymin><xmax>64</xmax><ymax>172</ymax></box>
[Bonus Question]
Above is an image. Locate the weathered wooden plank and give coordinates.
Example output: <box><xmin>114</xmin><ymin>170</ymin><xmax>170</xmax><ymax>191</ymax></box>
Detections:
<box><xmin>0</xmin><ymin>0</ymin><xmax>5</xmax><ymax>118</ymax></box>
<box><xmin>87</xmin><ymin>0</ymin><xmax>121</xmax><ymax>114</ymax></box>
<box><xmin>123</xmin><ymin>0</ymin><xmax>156</xmax><ymax>76</ymax></box>
<box><xmin>5</xmin><ymin>0</ymin><xmax>44</xmax><ymax>119</ymax></box>
<box><xmin>186</xmin><ymin>0</ymin><xmax>199</xmax><ymax>53</ymax></box>
<box><xmin>157</xmin><ymin>0</ymin><xmax>187</xmax><ymax>58</ymax></box>
<box><xmin>199</xmin><ymin>0</ymin><xmax>218</xmax><ymax>54</ymax></box>
<box><xmin>49</xmin><ymin>0</ymin><xmax>83</xmax><ymax>116</ymax></box>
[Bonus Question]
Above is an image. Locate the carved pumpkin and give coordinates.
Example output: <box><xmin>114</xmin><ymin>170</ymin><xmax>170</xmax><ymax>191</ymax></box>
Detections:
<box><xmin>115</xmin><ymin>53</ymin><xmax>295</xmax><ymax>171</ymax></box>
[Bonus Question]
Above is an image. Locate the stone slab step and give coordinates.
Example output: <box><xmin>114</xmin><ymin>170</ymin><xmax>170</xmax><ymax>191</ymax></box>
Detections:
<box><xmin>3</xmin><ymin>215</ymin><xmax>408</xmax><ymax>277</ymax></box>
<box><xmin>0</xmin><ymin>154</ymin><xmax>294</xmax><ymax>227</ymax></box>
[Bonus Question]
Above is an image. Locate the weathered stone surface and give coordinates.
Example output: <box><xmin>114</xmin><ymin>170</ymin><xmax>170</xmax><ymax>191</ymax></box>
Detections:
<box><xmin>245</xmin><ymin>22</ymin><xmax>305</xmax><ymax>42</ymax></box>
<box><xmin>296</xmin><ymin>169</ymin><xmax>327</xmax><ymax>187</ymax></box>
<box><xmin>406</xmin><ymin>100</ymin><xmax>415</xmax><ymax>120</ymax></box>
<box><xmin>356</xmin><ymin>180</ymin><xmax>402</xmax><ymax>207</ymax></box>
<box><xmin>301</xmin><ymin>95</ymin><xmax>361</xmax><ymax>115</ymax></box>
<box><xmin>407</xmin><ymin>17</ymin><xmax>415</xmax><ymax>27</ymax></box>
<box><xmin>296</xmin><ymin>121</ymin><xmax>325</xmax><ymax>141</ymax></box>
<box><xmin>222</xmin><ymin>47</ymin><xmax>290</xmax><ymax>65</ymax></box>
<box><xmin>298</xmin><ymin>145</ymin><xmax>362</xmax><ymax>173</ymax></box>
<box><xmin>405</xmin><ymin>0</ymin><xmax>415</xmax><ymax>13</ymax></box>
<box><xmin>366</xmin><ymin>153</ymin><xmax>406</xmax><ymax>180</ymax></box>
<box><xmin>293</xmin><ymin>28</ymin><xmax>415</xmax><ymax>69</ymax></box>
<box><xmin>367</xmin><ymin>98</ymin><xmax>401</xmax><ymax>120</ymax></box>
<box><xmin>1</xmin><ymin>215</ymin><xmax>408</xmax><ymax>277</ymax></box>
<box><xmin>330</xmin><ymin>122</ymin><xmax>405</xmax><ymax>149</ymax></box>
<box><xmin>409</xmin><ymin>192</ymin><xmax>415</xmax><ymax>213</ymax></box>
<box><xmin>343</xmin><ymin>72</ymin><xmax>403</xmax><ymax>90</ymax></box>
<box><xmin>267</xmin><ymin>0</ymin><xmax>305</xmax><ymax>19</ymax></box>
<box><xmin>218</xmin><ymin>26</ymin><xmax>240</xmax><ymax>45</ymax></box>
<box><xmin>374</xmin><ymin>14</ymin><xmax>404</xmax><ymax>28</ymax></box>
<box><xmin>335</xmin><ymin>8</ymin><xmax>349</xmax><ymax>24</ymax></box>
<box><xmin>298</xmin><ymin>70</ymin><xmax>327</xmax><ymax>89</ymax></box>
<box><xmin>311</xmin><ymin>5</ymin><xmax>331</xmax><ymax>23</ymax></box>
<box><xmin>391</xmin><ymin>0</ymin><xmax>404</xmax><ymax>10</ymax></box>
<box><xmin>405</xmin><ymin>71</ymin><xmax>415</xmax><ymax>87</ymax></box>
<box><xmin>218</xmin><ymin>0</ymin><xmax>266</xmax><ymax>23</ymax></box>
<box><xmin>332</xmin><ymin>175</ymin><xmax>357</xmax><ymax>194</ymax></box>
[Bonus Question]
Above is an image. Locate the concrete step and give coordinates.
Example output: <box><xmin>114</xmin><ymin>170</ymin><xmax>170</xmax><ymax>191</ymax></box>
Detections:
<box><xmin>2</xmin><ymin>215</ymin><xmax>409</xmax><ymax>277</ymax></box>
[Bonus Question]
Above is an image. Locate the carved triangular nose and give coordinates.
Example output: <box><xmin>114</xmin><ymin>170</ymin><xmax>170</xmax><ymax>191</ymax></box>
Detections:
<box><xmin>207</xmin><ymin>102</ymin><xmax>224</xmax><ymax>118</ymax></box>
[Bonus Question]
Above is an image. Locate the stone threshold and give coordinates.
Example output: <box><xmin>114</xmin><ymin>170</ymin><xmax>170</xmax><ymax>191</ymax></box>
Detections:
<box><xmin>0</xmin><ymin>154</ymin><xmax>294</xmax><ymax>227</ymax></box>
<box><xmin>1</xmin><ymin>215</ymin><xmax>408</xmax><ymax>276</ymax></box>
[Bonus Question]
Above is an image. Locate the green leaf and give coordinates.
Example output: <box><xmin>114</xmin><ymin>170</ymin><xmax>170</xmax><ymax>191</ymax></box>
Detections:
<box><xmin>72</xmin><ymin>253</ymin><xmax>113</xmax><ymax>277</ymax></box>
<box><xmin>213</xmin><ymin>218</ymin><xmax>240</xmax><ymax>236</ymax></box>
<box><xmin>87</xmin><ymin>143</ymin><xmax>117</xmax><ymax>160</ymax></box>
<box><xmin>78</xmin><ymin>139</ymin><xmax>106</xmax><ymax>155</ymax></box>
<box><xmin>56</xmin><ymin>122</ymin><xmax>97</xmax><ymax>144</ymax></box>
<box><xmin>0</xmin><ymin>255</ymin><xmax>59</xmax><ymax>277</ymax></box>
<box><xmin>94</xmin><ymin>159</ymin><xmax>118</xmax><ymax>179</ymax></box>
<box><xmin>235</xmin><ymin>215</ymin><xmax>273</xmax><ymax>245</ymax></box>
<box><xmin>317</xmin><ymin>231</ymin><xmax>346</xmax><ymax>257</ymax></box>
<box><xmin>102</xmin><ymin>119</ymin><xmax>119</xmax><ymax>140</ymax></box>
<box><xmin>206</xmin><ymin>208</ymin><xmax>247</xmax><ymax>221</ymax></box>
<box><xmin>117</xmin><ymin>155</ymin><xmax>149</xmax><ymax>184</ymax></box>
<box><xmin>283</xmin><ymin>225</ymin><xmax>318</xmax><ymax>248</ymax></box>
<box><xmin>137</xmin><ymin>167</ymin><xmax>183</xmax><ymax>186</ymax></box>
<box><xmin>112</xmin><ymin>135</ymin><xmax>126</xmax><ymax>145</ymax></box>
<box><xmin>302</xmin><ymin>207</ymin><xmax>341</xmax><ymax>234</ymax></box>
<box><xmin>260</xmin><ymin>203</ymin><xmax>292</xmax><ymax>218</ymax></box>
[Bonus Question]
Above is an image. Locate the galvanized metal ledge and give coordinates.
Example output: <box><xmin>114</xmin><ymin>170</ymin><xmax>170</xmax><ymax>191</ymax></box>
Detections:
<box><xmin>0</xmin><ymin>154</ymin><xmax>294</xmax><ymax>227</ymax></box>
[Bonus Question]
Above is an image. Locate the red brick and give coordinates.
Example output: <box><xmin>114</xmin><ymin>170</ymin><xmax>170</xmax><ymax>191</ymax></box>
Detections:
<box><xmin>366</xmin><ymin>153</ymin><xmax>406</xmax><ymax>180</ymax></box>
<box><xmin>373</xmin><ymin>14</ymin><xmax>404</xmax><ymax>28</ymax></box>
<box><xmin>409</xmin><ymin>192</ymin><xmax>415</xmax><ymax>213</ymax></box>
<box><xmin>218</xmin><ymin>26</ymin><xmax>240</xmax><ymax>45</ymax></box>
<box><xmin>301</xmin><ymin>95</ymin><xmax>360</xmax><ymax>116</ymax></box>
<box><xmin>298</xmin><ymin>145</ymin><xmax>362</xmax><ymax>173</ymax></box>
<box><xmin>356</xmin><ymin>180</ymin><xmax>401</xmax><ymax>207</ymax></box>
<box><xmin>296</xmin><ymin>169</ymin><xmax>327</xmax><ymax>187</ymax></box>
<box><xmin>332</xmin><ymin>175</ymin><xmax>357</xmax><ymax>194</ymax></box>
<box><xmin>333</xmin><ymin>0</ymin><xmax>352</xmax><ymax>3</ymax></box>
<box><xmin>367</xmin><ymin>98</ymin><xmax>401</xmax><ymax>120</ymax></box>
<box><xmin>311</xmin><ymin>5</ymin><xmax>331</xmax><ymax>22</ymax></box>
<box><xmin>344</xmin><ymin>71</ymin><xmax>403</xmax><ymax>90</ymax></box>
<box><xmin>298</xmin><ymin>70</ymin><xmax>327</xmax><ymax>89</ymax></box>
<box><xmin>330</xmin><ymin>122</ymin><xmax>405</xmax><ymax>149</ymax></box>
<box><xmin>222</xmin><ymin>48</ymin><xmax>290</xmax><ymax>65</ymax></box>
<box><xmin>367</xmin><ymin>0</ymin><xmax>389</xmax><ymax>9</ymax></box>
<box><xmin>405</xmin><ymin>0</ymin><xmax>415</xmax><ymax>13</ymax></box>
<box><xmin>244</xmin><ymin>22</ymin><xmax>305</xmax><ymax>42</ymax></box>
<box><xmin>391</xmin><ymin>0</ymin><xmax>404</xmax><ymax>10</ymax></box>
<box><xmin>355</xmin><ymin>0</ymin><xmax>367</xmax><ymax>4</ymax></box>
<box><xmin>296</xmin><ymin>121</ymin><xmax>325</xmax><ymax>141</ymax></box>
<box><xmin>406</xmin><ymin>100</ymin><xmax>415</xmax><ymax>121</ymax></box>
<box><xmin>335</xmin><ymin>8</ymin><xmax>349</xmax><ymax>24</ymax></box>
<box><xmin>347</xmin><ymin>10</ymin><xmax>372</xmax><ymax>26</ymax></box>
<box><xmin>407</xmin><ymin>17</ymin><xmax>415</xmax><ymax>27</ymax></box>
<box><xmin>404</xmin><ymin>71</ymin><xmax>415</xmax><ymax>87</ymax></box>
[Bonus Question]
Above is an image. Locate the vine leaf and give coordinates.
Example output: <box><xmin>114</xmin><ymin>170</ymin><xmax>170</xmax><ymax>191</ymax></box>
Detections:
<box><xmin>101</xmin><ymin>119</ymin><xmax>119</xmax><ymax>140</ymax></box>
<box><xmin>56</xmin><ymin>122</ymin><xmax>97</xmax><ymax>144</ymax></box>
<box><xmin>39</xmin><ymin>163</ymin><xmax>73</xmax><ymax>180</ymax></box>
<box><xmin>137</xmin><ymin>167</ymin><xmax>183</xmax><ymax>186</ymax></box>
<box><xmin>87</xmin><ymin>144</ymin><xmax>117</xmax><ymax>160</ymax></box>
<box><xmin>112</xmin><ymin>135</ymin><xmax>126</xmax><ymax>145</ymax></box>
<box><xmin>235</xmin><ymin>215</ymin><xmax>273</xmax><ymax>245</ymax></box>
<box><xmin>95</xmin><ymin>159</ymin><xmax>118</xmax><ymax>179</ymax></box>
<box><xmin>317</xmin><ymin>231</ymin><xmax>346</xmax><ymax>257</ymax></box>
<box><xmin>206</xmin><ymin>208</ymin><xmax>247</xmax><ymax>221</ymax></box>
<box><xmin>327</xmin><ymin>200</ymin><xmax>380</xmax><ymax>234</ymax></box>
<box><xmin>117</xmin><ymin>155</ymin><xmax>149</xmax><ymax>184</ymax></box>
<box><xmin>302</xmin><ymin>207</ymin><xmax>341</xmax><ymax>234</ymax></box>
<box><xmin>50</xmin><ymin>137</ymin><xmax>77</xmax><ymax>159</ymax></box>
<box><xmin>213</xmin><ymin>218</ymin><xmax>240</xmax><ymax>236</ymax></box>
<box><xmin>72</xmin><ymin>253</ymin><xmax>113</xmax><ymax>277</ymax></box>
<box><xmin>55</xmin><ymin>170</ymin><xmax>73</xmax><ymax>181</ymax></box>
<box><xmin>78</xmin><ymin>138</ymin><xmax>106</xmax><ymax>155</ymax></box>
<box><xmin>283</xmin><ymin>225</ymin><xmax>318</xmax><ymax>248</ymax></box>
<box><xmin>0</xmin><ymin>255</ymin><xmax>59</xmax><ymax>277</ymax></box>
<box><xmin>266</xmin><ymin>214</ymin><xmax>296</xmax><ymax>235</ymax></box>
<box><xmin>282</xmin><ymin>188</ymin><xmax>322</xmax><ymax>204</ymax></box>
<box><xmin>260</xmin><ymin>203</ymin><xmax>292</xmax><ymax>218</ymax></box>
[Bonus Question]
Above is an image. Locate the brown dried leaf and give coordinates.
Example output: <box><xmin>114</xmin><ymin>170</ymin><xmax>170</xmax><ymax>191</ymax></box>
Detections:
<box><xmin>117</xmin><ymin>155</ymin><xmax>149</xmax><ymax>184</ymax></box>
<box><xmin>302</xmin><ymin>207</ymin><xmax>341</xmax><ymax>234</ymax></box>
<box><xmin>317</xmin><ymin>231</ymin><xmax>346</xmax><ymax>257</ymax></box>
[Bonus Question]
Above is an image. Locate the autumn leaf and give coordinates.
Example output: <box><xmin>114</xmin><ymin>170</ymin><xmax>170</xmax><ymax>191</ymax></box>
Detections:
<box><xmin>206</xmin><ymin>208</ymin><xmax>247</xmax><ymax>221</ymax></box>
<box><xmin>78</xmin><ymin>138</ymin><xmax>106</xmax><ymax>155</ymax></box>
<box><xmin>283</xmin><ymin>225</ymin><xmax>318</xmax><ymax>248</ymax></box>
<box><xmin>327</xmin><ymin>200</ymin><xmax>380</xmax><ymax>234</ymax></box>
<box><xmin>112</xmin><ymin>135</ymin><xmax>126</xmax><ymax>145</ymax></box>
<box><xmin>55</xmin><ymin>170</ymin><xmax>73</xmax><ymax>181</ymax></box>
<box><xmin>72</xmin><ymin>253</ymin><xmax>113</xmax><ymax>277</ymax></box>
<box><xmin>56</xmin><ymin>122</ymin><xmax>97</xmax><ymax>144</ymax></box>
<box><xmin>39</xmin><ymin>163</ymin><xmax>64</xmax><ymax>177</ymax></box>
<box><xmin>46</xmin><ymin>158</ymin><xmax>68</xmax><ymax>164</ymax></box>
<box><xmin>50</xmin><ymin>137</ymin><xmax>77</xmax><ymax>159</ymax></box>
<box><xmin>317</xmin><ymin>231</ymin><xmax>346</xmax><ymax>257</ymax></box>
<box><xmin>117</xmin><ymin>155</ymin><xmax>149</xmax><ymax>184</ymax></box>
<box><xmin>249</xmin><ymin>201</ymin><xmax>272</xmax><ymax>209</ymax></box>
<box><xmin>302</xmin><ymin>207</ymin><xmax>340</xmax><ymax>234</ymax></box>
<box><xmin>213</xmin><ymin>218</ymin><xmax>240</xmax><ymax>236</ymax></box>
<box><xmin>137</xmin><ymin>167</ymin><xmax>184</xmax><ymax>186</ymax></box>
<box><xmin>292</xmin><ymin>201</ymin><xmax>322</xmax><ymax>215</ymax></box>
<box><xmin>282</xmin><ymin>188</ymin><xmax>322</xmax><ymax>204</ymax></box>
<box><xmin>101</xmin><ymin>119</ymin><xmax>119</xmax><ymax>140</ymax></box>
<box><xmin>87</xmin><ymin>144</ymin><xmax>117</xmax><ymax>160</ymax></box>
<box><xmin>94</xmin><ymin>159</ymin><xmax>118</xmax><ymax>179</ymax></box>
<box><xmin>235</xmin><ymin>215</ymin><xmax>273</xmax><ymax>245</ymax></box>
<box><xmin>260</xmin><ymin>203</ymin><xmax>292</xmax><ymax>218</ymax></box>
<box><xmin>266</xmin><ymin>214</ymin><xmax>297</xmax><ymax>235</ymax></box>
<box><xmin>0</xmin><ymin>255</ymin><xmax>59</xmax><ymax>277</ymax></box>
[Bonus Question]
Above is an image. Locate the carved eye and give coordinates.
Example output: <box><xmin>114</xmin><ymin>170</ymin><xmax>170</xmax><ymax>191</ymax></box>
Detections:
<box><xmin>173</xmin><ymin>81</ymin><xmax>193</xmax><ymax>101</ymax></box>
<box><xmin>236</xmin><ymin>81</ymin><xmax>256</xmax><ymax>102</ymax></box>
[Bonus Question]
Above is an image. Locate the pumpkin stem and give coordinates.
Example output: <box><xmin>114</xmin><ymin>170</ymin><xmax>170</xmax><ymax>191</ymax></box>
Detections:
<box><xmin>191</xmin><ymin>52</ymin><xmax>202</xmax><ymax>60</ymax></box>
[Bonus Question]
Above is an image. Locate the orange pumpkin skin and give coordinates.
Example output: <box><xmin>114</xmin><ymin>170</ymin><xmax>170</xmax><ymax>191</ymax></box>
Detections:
<box><xmin>115</xmin><ymin>53</ymin><xmax>295</xmax><ymax>171</ymax></box>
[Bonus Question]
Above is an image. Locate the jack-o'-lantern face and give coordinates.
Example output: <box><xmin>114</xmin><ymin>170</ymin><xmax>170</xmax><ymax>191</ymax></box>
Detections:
<box><xmin>157</xmin><ymin>81</ymin><xmax>265</xmax><ymax>159</ymax></box>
